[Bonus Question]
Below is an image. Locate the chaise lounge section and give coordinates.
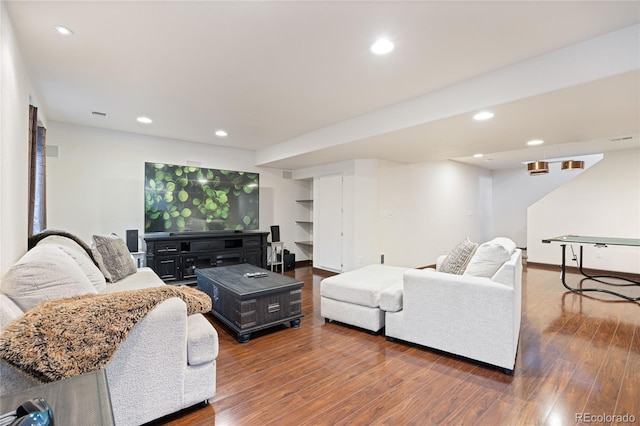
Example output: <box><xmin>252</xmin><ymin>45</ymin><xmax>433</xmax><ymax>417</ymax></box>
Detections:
<box><xmin>320</xmin><ymin>264</ymin><xmax>409</xmax><ymax>333</ymax></box>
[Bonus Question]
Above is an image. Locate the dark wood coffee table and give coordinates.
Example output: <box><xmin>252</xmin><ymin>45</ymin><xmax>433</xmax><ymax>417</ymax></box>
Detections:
<box><xmin>196</xmin><ymin>264</ymin><xmax>304</xmax><ymax>343</ymax></box>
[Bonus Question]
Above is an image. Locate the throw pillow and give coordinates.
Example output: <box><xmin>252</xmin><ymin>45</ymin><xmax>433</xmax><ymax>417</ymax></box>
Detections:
<box><xmin>0</xmin><ymin>245</ymin><xmax>97</xmax><ymax>312</ymax></box>
<box><xmin>92</xmin><ymin>234</ymin><xmax>137</xmax><ymax>283</ymax></box>
<box><xmin>439</xmin><ymin>237</ymin><xmax>478</xmax><ymax>275</ymax></box>
<box><xmin>463</xmin><ymin>237</ymin><xmax>517</xmax><ymax>278</ymax></box>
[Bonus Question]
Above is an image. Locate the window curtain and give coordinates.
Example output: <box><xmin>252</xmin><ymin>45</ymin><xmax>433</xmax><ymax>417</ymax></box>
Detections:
<box><xmin>28</xmin><ymin>105</ymin><xmax>47</xmax><ymax>236</ymax></box>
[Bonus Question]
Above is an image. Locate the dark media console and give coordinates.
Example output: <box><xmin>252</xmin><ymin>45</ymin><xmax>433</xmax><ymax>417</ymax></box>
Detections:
<box><xmin>144</xmin><ymin>231</ymin><xmax>269</xmax><ymax>285</ymax></box>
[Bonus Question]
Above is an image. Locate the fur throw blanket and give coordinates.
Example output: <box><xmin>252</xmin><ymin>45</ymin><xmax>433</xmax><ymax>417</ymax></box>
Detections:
<box><xmin>0</xmin><ymin>286</ymin><xmax>211</xmax><ymax>382</ymax></box>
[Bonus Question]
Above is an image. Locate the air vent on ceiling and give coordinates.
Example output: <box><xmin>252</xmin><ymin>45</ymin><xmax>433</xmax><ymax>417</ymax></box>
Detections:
<box><xmin>91</xmin><ymin>111</ymin><xmax>107</xmax><ymax>117</ymax></box>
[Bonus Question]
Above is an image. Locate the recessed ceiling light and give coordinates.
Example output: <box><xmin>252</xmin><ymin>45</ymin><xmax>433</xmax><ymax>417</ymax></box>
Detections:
<box><xmin>473</xmin><ymin>111</ymin><xmax>494</xmax><ymax>121</ymax></box>
<box><xmin>137</xmin><ymin>116</ymin><xmax>153</xmax><ymax>124</ymax></box>
<box><xmin>527</xmin><ymin>139</ymin><xmax>544</xmax><ymax>146</ymax></box>
<box><xmin>371</xmin><ymin>38</ymin><xmax>394</xmax><ymax>55</ymax></box>
<box><xmin>473</xmin><ymin>153</ymin><xmax>484</xmax><ymax>158</ymax></box>
<box><xmin>215</xmin><ymin>130</ymin><xmax>228</xmax><ymax>138</ymax></box>
<box><xmin>54</xmin><ymin>25</ymin><xmax>74</xmax><ymax>35</ymax></box>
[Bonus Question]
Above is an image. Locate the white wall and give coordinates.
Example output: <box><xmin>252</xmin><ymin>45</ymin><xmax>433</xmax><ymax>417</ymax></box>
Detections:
<box><xmin>313</xmin><ymin>173</ymin><xmax>344</xmax><ymax>272</ymax></box>
<box><xmin>0</xmin><ymin>1</ymin><xmax>45</xmax><ymax>275</ymax></box>
<box><xmin>295</xmin><ymin>158</ymin><xmax>494</xmax><ymax>271</ymax></box>
<box><xmin>45</xmin><ymin>122</ymin><xmax>307</xmax><ymax>260</ymax></box>
<box><xmin>528</xmin><ymin>148</ymin><xmax>640</xmax><ymax>273</ymax></box>
<box><xmin>491</xmin><ymin>154</ymin><xmax>603</xmax><ymax>248</ymax></box>
<box><xmin>352</xmin><ymin>160</ymin><xmax>380</xmax><ymax>268</ymax></box>
<box><xmin>376</xmin><ymin>160</ymin><xmax>493</xmax><ymax>268</ymax></box>
<box><xmin>40</xmin><ymin>121</ymin><xmax>640</xmax><ymax>277</ymax></box>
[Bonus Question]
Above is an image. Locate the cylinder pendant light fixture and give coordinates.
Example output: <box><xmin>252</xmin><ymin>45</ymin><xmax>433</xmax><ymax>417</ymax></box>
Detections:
<box><xmin>527</xmin><ymin>161</ymin><xmax>549</xmax><ymax>175</ymax></box>
<box><xmin>561</xmin><ymin>160</ymin><xmax>585</xmax><ymax>170</ymax></box>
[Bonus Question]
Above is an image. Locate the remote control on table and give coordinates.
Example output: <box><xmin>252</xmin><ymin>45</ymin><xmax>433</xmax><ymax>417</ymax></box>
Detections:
<box><xmin>244</xmin><ymin>272</ymin><xmax>268</xmax><ymax>278</ymax></box>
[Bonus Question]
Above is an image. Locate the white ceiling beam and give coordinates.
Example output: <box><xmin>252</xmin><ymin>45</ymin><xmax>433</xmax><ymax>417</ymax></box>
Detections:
<box><xmin>255</xmin><ymin>24</ymin><xmax>639</xmax><ymax>167</ymax></box>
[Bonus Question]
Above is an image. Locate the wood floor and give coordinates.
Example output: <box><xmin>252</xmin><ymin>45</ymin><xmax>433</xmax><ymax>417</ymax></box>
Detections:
<box><xmin>152</xmin><ymin>264</ymin><xmax>640</xmax><ymax>426</ymax></box>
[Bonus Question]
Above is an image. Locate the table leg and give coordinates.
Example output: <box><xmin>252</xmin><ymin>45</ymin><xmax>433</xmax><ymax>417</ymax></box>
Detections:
<box><xmin>558</xmin><ymin>244</ymin><xmax>639</xmax><ymax>301</ymax></box>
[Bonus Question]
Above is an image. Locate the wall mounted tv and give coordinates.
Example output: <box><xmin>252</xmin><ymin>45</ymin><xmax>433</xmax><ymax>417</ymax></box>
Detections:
<box><xmin>144</xmin><ymin>162</ymin><xmax>259</xmax><ymax>233</ymax></box>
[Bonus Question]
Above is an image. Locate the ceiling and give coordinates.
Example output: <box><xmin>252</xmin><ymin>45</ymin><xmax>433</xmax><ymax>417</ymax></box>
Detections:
<box><xmin>6</xmin><ymin>1</ymin><xmax>640</xmax><ymax>170</ymax></box>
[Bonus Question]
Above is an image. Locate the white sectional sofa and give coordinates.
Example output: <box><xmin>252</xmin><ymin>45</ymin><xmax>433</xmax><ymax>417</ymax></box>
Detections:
<box><xmin>320</xmin><ymin>238</ymin><xmax>523</xmax><ymax>373</ymax></box>
<box><xmin>0</xmin><ymin>231</ymin><xmax>218</xmax><ymax>425</ymax></box>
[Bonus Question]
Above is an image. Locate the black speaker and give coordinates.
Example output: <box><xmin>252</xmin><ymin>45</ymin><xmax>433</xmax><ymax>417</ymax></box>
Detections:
<box><xmin>284</xmin><ymin>253</ymin><xmax>295</xmax><ymax>271</ymax></box>
<box><xmin>126</xmin><ymin>229</ymin><xmax>138</xmax><ymax>252</ymax></box>
<box><xmin>270</xmin><ymin>225</ymin><xmax>280</xmax><ymax>242</ymax></box>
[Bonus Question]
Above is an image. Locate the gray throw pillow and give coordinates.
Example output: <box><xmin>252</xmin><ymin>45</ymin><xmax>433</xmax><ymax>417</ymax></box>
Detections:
<box><xmin>92</xmin><ymin>234</ymin><xmax>137</xmax><ymax>283</ymax></box>
<box><xmin>439</xmin><ymin>237</ymin><xmax>478</xmax><ymax>275</ymax></box>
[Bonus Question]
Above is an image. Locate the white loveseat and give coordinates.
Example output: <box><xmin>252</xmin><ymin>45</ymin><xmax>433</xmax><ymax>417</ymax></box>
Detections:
<box><xmin>321</xmin><ymin>237</ymin><xmax>523</xmax><ymax>373</ymax></box>
<box><xmin>0</xmin><ymin>232</ymin><xmax>219</xmax><ymax>425</ymax></box>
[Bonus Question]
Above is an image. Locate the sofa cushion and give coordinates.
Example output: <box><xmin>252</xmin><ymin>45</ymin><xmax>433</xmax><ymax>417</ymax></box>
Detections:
<box><xmin>92</xmin><ymin>234</ymin><xmax>137</xmax><ymax>283</ymax></box>
<box><xmin>321</xmin><ymin>264</ymin><xmax>409</xmax><ymax>308</ymax></box>
<box><xmin>0</xmin><ymin>245</ymin><xmax>97</xmax><ymax>312</ymax></box>
<box><xmin>464</xmin><ymin>237</ymin><xmax>517</xmax><ymax>278</ymax></box>
<box><xmin>105</xmin><ymin>267</ymin><xmax>165</xmax><ymax>293</ymax></box>
<box><xmin>187</xmin><ymin>314</ymin><xmax>219</xmax><ymax>365</ymax></box>
<box><xmin>35</xmin><ymin>235</ymin><xmax>106</xmax><ymax>292</ymax></box>
<box><xmin>379</xmin><ymin>280</ymin><xmax>404</xmax><ymax>312</ymax></box>
<box><xmin>439</xmin><ymin>237</ymin><xmax>478</xmax><ymax>275</ymax></box>
<box><xmin>0</xmin><ymin>294</ymin><xmax>24</xmax><ymax>331</ymax></box>
<box><xmin>57</xmin><ymin>244</ymin><xmax>107</xmax><ymax>293</ymax></box>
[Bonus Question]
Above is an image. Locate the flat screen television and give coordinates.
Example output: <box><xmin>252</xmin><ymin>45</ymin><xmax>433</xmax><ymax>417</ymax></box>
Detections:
<box><xmin>144</xmin><ymin>162</ymin><xmax>259</xmax><ymax>233</ymax></box>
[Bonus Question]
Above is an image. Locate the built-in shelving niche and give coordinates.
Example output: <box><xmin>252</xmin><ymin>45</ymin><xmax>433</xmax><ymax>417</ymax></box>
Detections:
<box><xmin>294</xmin><ymin>180</ymin><xmax>313</xmax><ymax>260</ymax></box>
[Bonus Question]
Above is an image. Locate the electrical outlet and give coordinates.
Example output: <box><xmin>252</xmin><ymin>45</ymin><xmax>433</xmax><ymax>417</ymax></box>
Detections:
<box><xmin>596</xmin><ymin>250</ymin><xmax>602</xmax><ymax>258</ymax></box>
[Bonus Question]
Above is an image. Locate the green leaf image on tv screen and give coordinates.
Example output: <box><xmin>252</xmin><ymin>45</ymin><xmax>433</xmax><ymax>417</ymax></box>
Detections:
<box><xmin>144</xmin><ymin>162</ymin><xmax>259</xmax><ymax>233</ymax></box>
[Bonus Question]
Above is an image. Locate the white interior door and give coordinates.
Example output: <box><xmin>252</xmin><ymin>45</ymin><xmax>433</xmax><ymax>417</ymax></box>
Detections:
<box><xmin>314</xmin><ymin>173</ymin><xmax>343</xmax><ymax>272</ymax></box>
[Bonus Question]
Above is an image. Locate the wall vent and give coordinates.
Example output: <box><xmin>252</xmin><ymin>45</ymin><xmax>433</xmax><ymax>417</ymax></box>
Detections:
<box><xmin>91</xmin><ymin>111</ymin><xmax>107</xmax><ymax>117</ymax></box>
<box><xmin>282</xmin><ymin>170</ymin><xmax>293</xmax><ymax>179</ymax></box>
<box><xmin>46</xmin><ymin>145</ymin><xmax>59</xmax><ymax>157</ymax></box>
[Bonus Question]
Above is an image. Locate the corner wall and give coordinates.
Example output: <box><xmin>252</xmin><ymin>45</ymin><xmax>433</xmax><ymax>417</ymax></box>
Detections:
<box><xmin>527</xmin><ymin>148</ymin><xmax>640</xmax><ymax>273</ymax></box>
